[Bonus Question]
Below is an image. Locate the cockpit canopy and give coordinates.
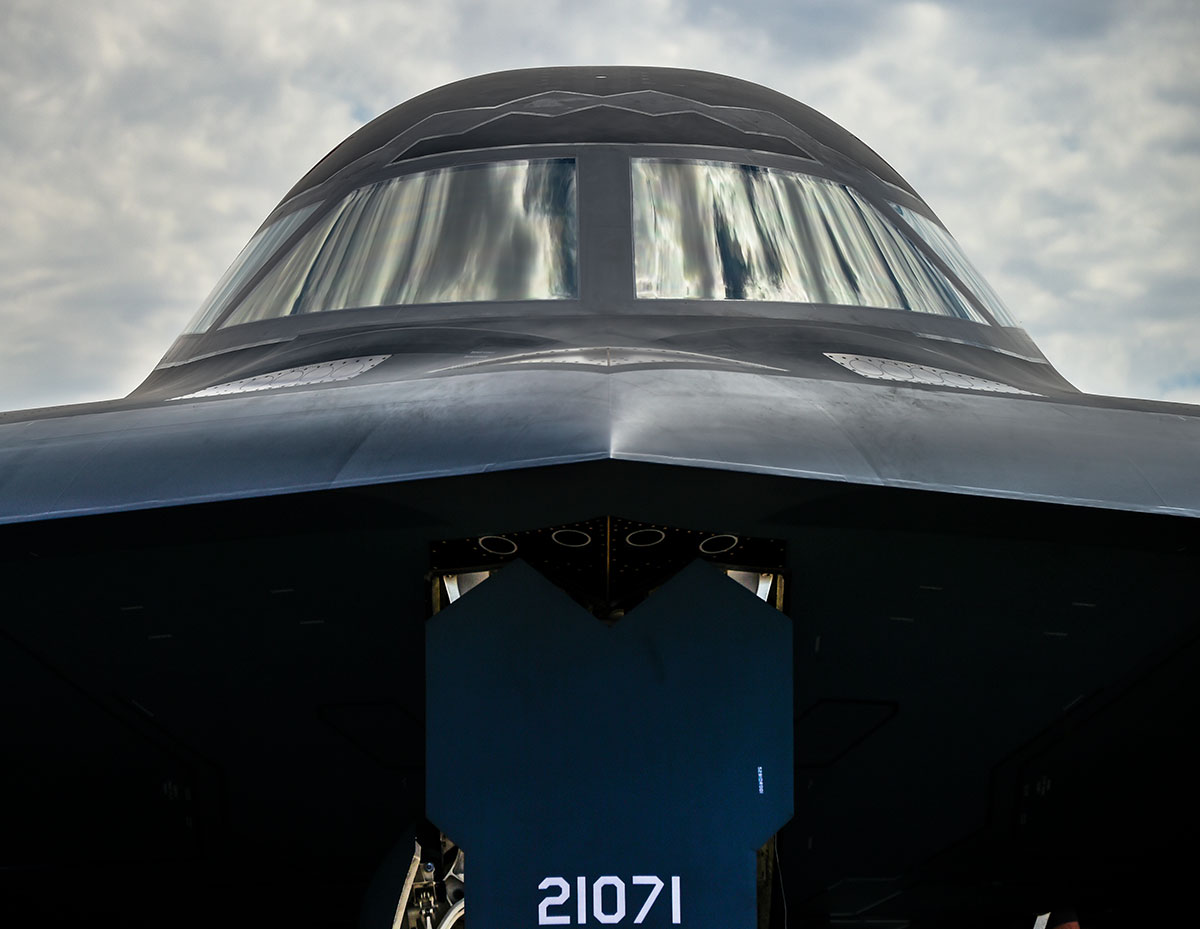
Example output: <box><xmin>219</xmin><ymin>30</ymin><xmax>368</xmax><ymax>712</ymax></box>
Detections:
<box><xmin>183</xmin><ymin>153</ymin><xmax>1014</xmax><ymax>334</ymax></box>
<box><xmin>145</xmin><ymin>67</ymin><xmax>1049</xmax><ymax>399</ymax></box>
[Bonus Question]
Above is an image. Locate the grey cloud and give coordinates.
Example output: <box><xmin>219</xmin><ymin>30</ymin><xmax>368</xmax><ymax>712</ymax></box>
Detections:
<box><xmin>680</xmin><ymin>0</ymin><xmax>1123</xmax><ymax>72</ymax></box>
<box><xmin>949</xmin><ymin>0</ymin><xmax>1123</xmax><ymax>41</ymax></box>
<box><xmin>681</xmin><ymin>0</ymin><xmax>889</xmax><ymax>61</ymax></box>
<box><xmin>998</xmin><ymin>257</ymin><xmax>1084</xmax><ymax>301</ymax></box>
<box><xmin>1161</xmin><ymin>371</ymin><xmax>1200</xmax><ymax>393</ymax></box>
<box><xmin>1159</xmin><ymin>132</ymin><xmax>1200</xmax><ymax>156</ymax></box>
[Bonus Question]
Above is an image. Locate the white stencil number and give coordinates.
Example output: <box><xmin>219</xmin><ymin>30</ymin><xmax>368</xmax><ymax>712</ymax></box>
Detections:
<box><xmin>539</xmin><ymin>877</ymin><xmax>571</xmax><ymax>925</ymax></box>
<box><xmin>538</xmin><ymin>875</ymin><xmax>681</xmax><ymax>925</ymax></box>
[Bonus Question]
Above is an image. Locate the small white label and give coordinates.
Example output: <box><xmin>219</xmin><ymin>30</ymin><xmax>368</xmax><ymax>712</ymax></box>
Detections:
<box><xmin>757</xmin><ymin>766</ymin><xmax>764</xmax><ymax>794</ymax></box>
<box><xmin>538</xmin><ymin>875</ymin><xmax>681</xmax><ymax>925</ymax></box>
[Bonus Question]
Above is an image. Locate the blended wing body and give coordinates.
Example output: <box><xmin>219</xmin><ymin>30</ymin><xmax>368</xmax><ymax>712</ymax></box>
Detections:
<box><xmin>1</xmin><ymin>68</ymin><xmax>1196</xmax><ymax>928</ymax></box>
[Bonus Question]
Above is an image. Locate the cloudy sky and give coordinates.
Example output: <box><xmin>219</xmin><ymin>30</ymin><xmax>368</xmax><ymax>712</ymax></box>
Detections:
<box><xmin>2</xmin><ymin>0</ymin><xmax>1197</xmax><ymax>411</ymax></box>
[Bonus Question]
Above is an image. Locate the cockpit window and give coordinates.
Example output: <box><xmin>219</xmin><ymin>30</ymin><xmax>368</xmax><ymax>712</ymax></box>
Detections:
<box><xmin>632</xmin><ymin>158</ymin><xmax>988</xmax><ymax>323</ymax></box>
<box><xmin>889</xmin><ymin>203</ymin><xmax>1018</xmax><ymax>327</ymax></box>
<box><xmin>212</xmin><ymin>159</ymin><xmax>577</xmax><ymax>329</ymax></box>
<box><xmin>183</xmin><ymin>203</ymin><xmax>319</xmax><ymax>333</ymax></box>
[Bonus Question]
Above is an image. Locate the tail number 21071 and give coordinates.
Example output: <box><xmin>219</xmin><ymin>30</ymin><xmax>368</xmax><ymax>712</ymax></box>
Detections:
<box><xmin>538</xmin><ymin>875</ymin><xmax>681</xmax><ymax>925</ymax></box>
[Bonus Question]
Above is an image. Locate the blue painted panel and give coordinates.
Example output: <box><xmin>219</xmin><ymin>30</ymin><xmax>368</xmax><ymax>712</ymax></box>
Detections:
<box><xmin>427</xmin><ymin>560</ymin><xmax>793</xmax><ymax>929</ymax></box>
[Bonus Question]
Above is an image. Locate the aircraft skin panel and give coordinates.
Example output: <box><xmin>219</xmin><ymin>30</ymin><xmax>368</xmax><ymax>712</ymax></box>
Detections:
<box><xmin>0</xmin><ymin>366</ymin><xmax>1197</xmax><ymax>525</ymax></box>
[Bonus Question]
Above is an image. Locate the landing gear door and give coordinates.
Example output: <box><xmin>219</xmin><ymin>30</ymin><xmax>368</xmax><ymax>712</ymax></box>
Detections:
<box><xmin>427</xmin><ymin>559</ymin><xmax>793</xmax><ymax>929</ymax></box>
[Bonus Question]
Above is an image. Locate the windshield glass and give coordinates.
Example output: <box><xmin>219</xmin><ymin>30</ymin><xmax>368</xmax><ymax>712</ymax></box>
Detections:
<box><xmin>890</xmin><ymin>202</ymin><xmax>1018</xmax><ymax>327</ymax></box>
<box><xmin>632</xmin><ymin>158</ymin><xmax>987</xmax><ymax>323</ymax></box>
<box><xmin>212</xmin><ymin>159</ymin><xmax>577</xmax><ymax>329</ymax></box>
<box><xmin>183</xmin><ymin>203</ymin><xmax>319</xmax><ymax>333</ymax></box>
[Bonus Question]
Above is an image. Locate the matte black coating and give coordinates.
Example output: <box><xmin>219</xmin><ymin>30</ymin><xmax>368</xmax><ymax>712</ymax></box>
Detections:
<box><xmin>285</xmin><ymin>67</ymin><xmax>916</xmax><ymax>201</ymax></box>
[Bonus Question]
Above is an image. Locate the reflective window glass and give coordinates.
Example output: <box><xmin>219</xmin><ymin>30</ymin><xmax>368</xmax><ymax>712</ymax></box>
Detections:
<box><xmin>890</xmin><ymin>203</ymin><xmax>1018</xmax><ymax>327</ymax></box>
<box><xmin>218</xmin><ymin>159</ymin><xmax>577</xmax><ymax>328</ymax></box>
<box><xmin>633</xmin><ymin>159</ymin><xmax>987</xmax><ymax>323</ymax></box>
<box><xmin>183</xmin><ymin>203</ymin><xmax>319</xmax><ymax>333</ymax></box>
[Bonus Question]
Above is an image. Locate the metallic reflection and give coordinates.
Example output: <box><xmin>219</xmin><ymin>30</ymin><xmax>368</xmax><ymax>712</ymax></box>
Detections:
<box><xmin>633</xmin><ymin>159</ymin><xmax>986</xmax><ymax>323</ymax></box>
<box><xmin>184</xmin><ymin>203</ymin><xmax>319</xmax><ymax>333</ymax></box>
<box><xmin>825</xmin><ymin>352</ymin><xmax>1038</xmax><ymax>395</ymax></box>
<box><xmin>890</xmin><ymin>203</ymin><xmax>1018</xmax><ymax>327</ymax></box>
<box><xmin>219</xmin><ymin>159</ymin><xmax>577</xmax><ymax>328</ymax></box>
<box><xmin>171</xmin><ymin>355</ymin><xmax>390</xmax><ymax>400</ymax></box>
<box><xmin>430</xmin><ymin>346</ymin><xmax>786</xmax><ymax>373</ymax></box>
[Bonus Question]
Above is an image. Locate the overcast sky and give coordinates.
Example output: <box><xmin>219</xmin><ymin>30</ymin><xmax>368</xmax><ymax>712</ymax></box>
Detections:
<box><xmin>2</xmin><ymin>0</ymin><xmax>1197</xmax><ymax>411</ymax></box>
